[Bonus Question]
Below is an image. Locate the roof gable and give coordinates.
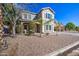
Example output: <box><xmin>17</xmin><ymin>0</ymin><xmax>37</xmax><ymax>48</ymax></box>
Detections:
<box><xmin>41</xmin><ymin>7</ymin><xmax>55</xmax><ymax>14</ymax></box>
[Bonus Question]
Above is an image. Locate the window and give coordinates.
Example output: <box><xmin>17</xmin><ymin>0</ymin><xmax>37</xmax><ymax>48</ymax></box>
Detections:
<box><xmin>46</xmin><ymin>25</ymin><xmax>52</xmax><ymax>30</ymax></box>
<box><xmin>24</xmin><ymin>14</ymin><xmax>27</xmax><ymax>19</ymax></box>
<box><xmin>28</xmin><ymin>14</ymin><xmax>31</xmax><ymax>19</ymax></box>
<box><xmin>46</xmin><ymin>13</ymin><xmax>48</xmax><ymax>18</ymax></box>
<box><xmin>49</xmin><ymin>25</ymin><xmax>51</xmax><ymax>30</ymax></box>
<box><xmin>46</xmin><ymin>13</ymin><xmax>52</xmax><ymax>19</ymax></box>
<box><xmin>46</xmin><ymin>25</ymin><xmax>48</xmax><ymax>30</ymax></box>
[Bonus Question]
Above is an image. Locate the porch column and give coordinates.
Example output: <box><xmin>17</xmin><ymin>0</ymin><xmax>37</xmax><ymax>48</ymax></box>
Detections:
<box><xmin>21</xmin><ymin>22</ymin><xmax>24</xmax><ymax>34</ymax></box>
<box><xmin>52</xmin><ymin>22</ymin><xmax>54</xmax><ymax>32</ymax></box>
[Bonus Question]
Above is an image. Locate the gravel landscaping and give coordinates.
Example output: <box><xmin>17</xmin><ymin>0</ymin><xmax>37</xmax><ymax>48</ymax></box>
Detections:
<box><xmin>0</xmin><ymin>33</ymin><xmax>79</xmax><ymax>56</ymax></box>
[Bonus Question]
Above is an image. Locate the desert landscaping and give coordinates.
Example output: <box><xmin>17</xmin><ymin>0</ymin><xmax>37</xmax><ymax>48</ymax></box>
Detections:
<box><xmin>0</xmin><ymin>32</ymin><xmax>79</xmax><ymax>56</ymax></box>
<box><xmin>0</xmin><ymin>3</ymin><xmax>79</xmax><ymax>56</ymax></box>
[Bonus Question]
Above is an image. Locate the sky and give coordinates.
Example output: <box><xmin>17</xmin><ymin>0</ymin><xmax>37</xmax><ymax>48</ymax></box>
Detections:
<box><xmin>17</xmin><ymin>3</ymin><xmax>79</xmax><ymax>26</ymax></box>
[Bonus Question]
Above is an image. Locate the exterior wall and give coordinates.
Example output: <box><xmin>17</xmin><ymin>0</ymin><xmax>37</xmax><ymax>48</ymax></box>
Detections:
<box><xmin>41</xmin><ymin>9</ymin><xmax>54</xmax><ymax>33</ymax></box>
<box><xmin>44</xmin><ymin>21</ymin><xmax>54</xmax><ymax>33</ymax></box>
<box><xmin>21</xmin><ymin>12</ymin><xmax>36</xmax><ymax>21</ymax></box>
<box><xmin>20</xmin><ymin>8</ymin><xmax>55</xmax><ymax>34</ymax></box>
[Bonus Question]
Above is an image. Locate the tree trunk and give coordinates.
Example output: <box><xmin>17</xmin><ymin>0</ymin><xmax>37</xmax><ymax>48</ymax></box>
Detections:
<box><xmin>12</xmin><ymin>25</ymin><xmax>15</xmax><ymax>36</ymax></box>
<box><xmin>12</xmin><ymin>22</ymin><xmax>16</xmax><ymax>36</ymax></box>
<box><xmin>0</xmin><ymin>4</ymin><xmax>3</xmax><ymax>47</ymax></box>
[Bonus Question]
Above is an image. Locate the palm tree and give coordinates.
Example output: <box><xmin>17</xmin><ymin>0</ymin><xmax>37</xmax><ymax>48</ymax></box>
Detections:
<box><xmin>0</xmin><ymin>4</ymin><xmax>4</xmax><ymax>48</ymax></box>
<box><xmin>0</xmin><ymin>4</ymin><xmax>9</xmax><ymax>50</ymax></box>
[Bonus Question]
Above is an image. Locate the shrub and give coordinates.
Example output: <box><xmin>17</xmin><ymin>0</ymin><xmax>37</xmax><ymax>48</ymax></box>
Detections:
<box><xmin>75</xmin><ymin>26</ymin><xmax>79</xmax><ymax>32</ymax></box>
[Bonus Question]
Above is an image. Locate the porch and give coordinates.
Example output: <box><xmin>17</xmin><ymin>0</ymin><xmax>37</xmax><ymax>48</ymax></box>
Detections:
<box><xmin>20</xmin><ymin>21</ymin><xmax>41</xmax><ymax>34</ymax></box>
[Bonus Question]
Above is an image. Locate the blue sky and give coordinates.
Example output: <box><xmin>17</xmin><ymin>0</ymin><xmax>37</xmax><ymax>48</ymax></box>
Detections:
<box><xmin>17</xmin><ymin>3</ymin><xmax>79</xmax><ymax>26</ymax></box>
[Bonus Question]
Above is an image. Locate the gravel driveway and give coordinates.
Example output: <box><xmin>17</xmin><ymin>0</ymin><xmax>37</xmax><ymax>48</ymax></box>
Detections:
<box><xmin>1</xmin><ymin>33</ymin><xmax>79</xmax><ymax>56</ymax></box>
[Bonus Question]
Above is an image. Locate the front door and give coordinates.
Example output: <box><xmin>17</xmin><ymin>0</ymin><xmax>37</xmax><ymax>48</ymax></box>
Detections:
<box><xmin>23</xmin><ymin>23</ymin><xmax>29</xmax><ymax>31</ymax></box>
<box><xmin>36</xmin><ymin>24</ymin><xmax>40</xmax><ymax>33</ymax></box>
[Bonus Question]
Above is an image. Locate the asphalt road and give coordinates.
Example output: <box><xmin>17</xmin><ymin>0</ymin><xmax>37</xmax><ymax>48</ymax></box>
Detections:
<box><xmin>54</xmin><ymin>32</ymin><xmax>79</xmax><ymax>36</ymax></box>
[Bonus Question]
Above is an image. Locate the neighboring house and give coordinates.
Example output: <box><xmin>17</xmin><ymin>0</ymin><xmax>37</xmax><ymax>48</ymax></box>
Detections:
<box><xmin>20</xmin><ymin>7</ymin><xmax>55</xmax><ymax>33</ymax></box>
<box><xmin>54</xmin><ymin>20</ymin><xmax>65</xmax><ymax>31</ymax></box>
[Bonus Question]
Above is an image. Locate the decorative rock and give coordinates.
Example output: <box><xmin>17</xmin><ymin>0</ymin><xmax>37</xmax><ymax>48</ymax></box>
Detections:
<box><xmin>0</xmin><ymin>53</ymin><xmax>8</xmax><ymax>56</ymax></box>
<box><xmin>72</xmin><ymin>50</ymin><xmax>79</xmax><ymax>53</ymax></box>
<box><xmin>67</xmin><ymin>52</ymin><xmax>79</xmax><ymax>56</ymax></box>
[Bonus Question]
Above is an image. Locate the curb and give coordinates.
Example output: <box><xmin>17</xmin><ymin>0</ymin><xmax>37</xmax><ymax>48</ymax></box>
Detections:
<box><xmin>45</xmin><ymin>41</ymin><xmax>79</xmax><ymax>56</ymax></box>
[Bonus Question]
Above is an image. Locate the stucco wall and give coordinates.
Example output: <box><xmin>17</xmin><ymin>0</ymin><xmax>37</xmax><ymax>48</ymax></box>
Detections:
<box><xmin>21</xmin><ymin>12</ymin><xmax>36</xmax><ymax>21</ymax></box>
<box><xmin>41</xmin><ymin>9</ymin><xmax>55</xmax><ymax>33</ymax></box>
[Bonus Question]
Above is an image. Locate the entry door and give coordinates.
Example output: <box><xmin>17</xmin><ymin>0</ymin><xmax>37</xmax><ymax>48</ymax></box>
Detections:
<box><xmin>36</xmin><ymin>24</ymin><xmax>40</xmax><ymax>33</ymax></box>
<box><xmin>24</xmin><ymin>24</ymin><xmax>28</xmax><ymax>30</ymax></box>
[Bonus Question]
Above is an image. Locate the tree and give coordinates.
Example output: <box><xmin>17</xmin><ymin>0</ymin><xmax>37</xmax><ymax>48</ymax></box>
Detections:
<box><xmin>0</xmin><ymin>4</ymin><xmax>8</xmax><ymax>49</ymax></box>
<box><xmin>65</xmin><ymin>22</ymin><xmax>76</xmax><ymax>31</ymax></box>
<box><xmin>16</xmin><ymin>3</ymin><xmax>38</xmax><ymax>12</ymax></box>
<box><xmin>75</xmin><ymin>26</ymin><xmax>79</xmax><ymax>32</ymax></box>
<box><xmin>27</xmin><ymin>20</ymin><xmax>36</xmax><ymax>35</ymax></box>
<box><xmin>2</xmin><ymin>4</ymin><xmax>20</xmax><ymax>36</ymax></box>
<box><xmin>54</xmin><ymin>22</ymin><xmax>64</xmax><ymax>31</ymax></box>
<box><xmin>54</xmin><ymin>22</ymin><xmax>61</xmax><ymax>31</ymax></box>
<box><xmin>0</xmin><ymin>4</ymin><xmax>3</xmax><ymax>48</ymax></box>
<box><xmin>36</xmin><ymin>18</ymin><xmax>43</xmax><ymax>37</ymax></box>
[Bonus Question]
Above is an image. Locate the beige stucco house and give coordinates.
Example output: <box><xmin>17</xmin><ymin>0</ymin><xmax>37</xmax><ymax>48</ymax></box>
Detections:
<box><xmin>20</xmin><ymin>7</ymin><xmax>55</xmax><ymax>34</ymax></box>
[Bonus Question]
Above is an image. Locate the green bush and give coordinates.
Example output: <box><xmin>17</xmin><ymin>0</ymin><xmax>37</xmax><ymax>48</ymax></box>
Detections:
<box><xmin>75</xmin><ymin>26</ymin><xmax>79</xmax><ymax>32</ymax></box>
<box><xmin>26</xmin><ymin>21</ymin><xmax>35</xmax><ymax>35</ymax></box>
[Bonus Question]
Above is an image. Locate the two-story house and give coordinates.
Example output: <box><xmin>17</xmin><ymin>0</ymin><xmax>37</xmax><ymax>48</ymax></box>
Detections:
<box><xmin>20</xmin><ymin>10</ymin><xmax>36</xmax><ymax>33</ymax></box>
<box><xmin>20</xmin><ymin>7</ymin><xmax>55</xmax><ymax>34</ymax></box>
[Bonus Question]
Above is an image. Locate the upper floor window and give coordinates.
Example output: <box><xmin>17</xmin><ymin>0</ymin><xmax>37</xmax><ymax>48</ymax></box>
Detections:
<box><xmin>24</xmin><ymin>14</ymin><xmax>27</xmax><ymax>19</ymax></box>
<box><xmin>46</xmin><ymin>25</ymin><xmax>48</xmax><ymax>30</ymax></box>
<box><xmin>49</xmin><ymin>25</ymin><xmax>51</xmax><ymax>30</ymax></box>
<box><xmin>28</xmin><ymin>14</ymin><xmax>31</xmax><ymax>20</ymax></box>
<box><xmin>46</xmin><ymin>13</ymin><xmax>52</xmax><ymax>19</ymax></box>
